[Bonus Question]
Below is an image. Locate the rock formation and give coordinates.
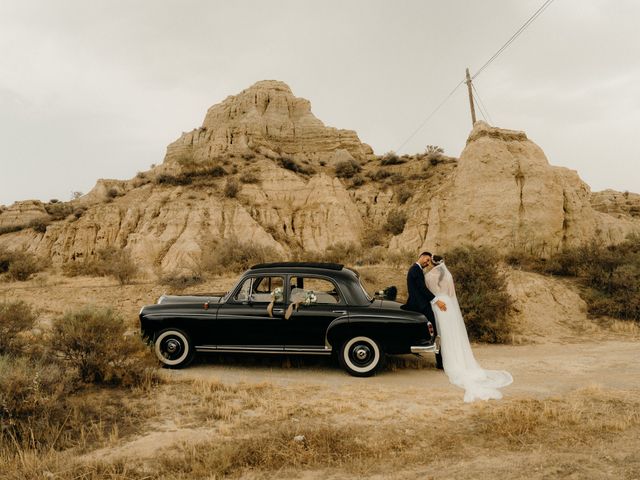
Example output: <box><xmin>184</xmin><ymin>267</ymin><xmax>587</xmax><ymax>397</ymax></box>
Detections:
<box><xmin>163</xmin><ymin>80</ymin><xmax>373</xmax><ymax>170</ymax></box>
<box><xmin>393</xmin><ymin>122</ymin><xmax>638</xmax><ymax>254</ymax></box>
<box><xmin>0</xmin><ymin>82</ymin><xmax>638</xmax><ymax>275</ymax></box>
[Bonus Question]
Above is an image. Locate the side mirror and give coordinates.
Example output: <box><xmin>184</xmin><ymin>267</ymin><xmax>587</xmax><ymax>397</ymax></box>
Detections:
<box><xmin>375</xmin><ymin>286</ymin><xmax>398</xmax><ymax>301</ymax></box>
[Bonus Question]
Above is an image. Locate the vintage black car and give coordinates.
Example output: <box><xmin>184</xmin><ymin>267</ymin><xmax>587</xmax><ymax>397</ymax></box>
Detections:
<box><xmin>139</xmin><ymin>262</ymin><xmax>439</xmax><ymax>376</ymax></box>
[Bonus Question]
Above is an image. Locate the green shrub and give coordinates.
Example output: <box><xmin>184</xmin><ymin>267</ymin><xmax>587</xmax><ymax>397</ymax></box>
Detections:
<box><xmin>44</xmin><ymin>201</ymin><xmax>73</xmax><ymax>220</ymax></box>
<box><xmin>239</xmin><ymin>171</ymin><xmax>261</xmax><ymax>184</ymax></box>
<box><xmin>50</xmin><ymin>307</ymin><xmax>156</xmax><ymax>386</ymax></box>
<box><xmin>201</xmin><ymin>238</ymin><xmax>274</xmax><ymax>273</ymax></box>
<box><xmin>224</xmin><ymin>178</ymin><xmax>240</xmax><ymax>198</ymax></box>
<box><xmin>361</xmin><ymin>228</ymin><xmax>385</xmax><ymax>248</ymax></box>
<box><xmin>384</xmin><ymin>210</ymin><xmax>407</xmax><ymax>235</ymax></box>
<box><xmin>380</xmin><ymin>151</ymin><xmax>405</xmax><ymax>166</ymax></box>
<box><xmin>276</xmin><ymin>156</ymin><xmax>314</xmax><ymax>175</ymax></box>
<box><xmin>396</xmin><ymin>187</ymin><xmax>412</xmax><ymax>204</ymax></box>
<box><xmin>387</xmin><ymin>249</ymin><xmax>415</xmax><ymax>268</ymax></box>
<box><xmin>319</xmin><ymin>242</ymin><xmax>359</xmax><ymax>264</ymax></box>
<box><xmin>350</xmin><ymin>174</ymin><xmax>365</xmax><ymax>187</ymax></box>
<box><xmin>7</xmin><ymin>253</ymin><xmax>44</xmax><ymax>281</ymax></box>
<box><xmin>0</xmin><ymin>355</ymin><xmax>70</xmax><ymax>447</ymax></box>
<box><xmin>63</xmin><ymin>247</ymin><xmax>137</xmax><ymax>284</ymax></box>
<box><xmin>29</xmin><ymin>218</ymin><xmax>50</xmax><ymax>233</ymax></box>
<box><xmin>0</xmin><ymin>247</ymin><xmax>14</xmax><ymax>273</ymax></box>
<box><xmin>508</xmin><ymin>235</ymin><xmax>640</xmax><ymax>321</ymax></box>
<box><xmin>445</xmin><ymin>246</ymin><xmax>513</xmax><ymax>343</ymax></box>
<box><xmin>0</xmin><ymin>301</ymin><xmax>37</xmax><ymax>355</ymax></box>
<box><xmin>424</xmin><ymin>145</ymin><xmax>444</xmax><ymax>165</ymax></box>
<box><xmin>368</xmin><ymin>169</ymin><xmax>392</xmax><ymax>182</ymax></box>
<box><xmin>0</xmin><ymin>224</ymin><xmax>24</xmax><ymax>235</ymax></box>
<box><xmin>334</xmin><ymin>160</ymin><xmax>362</xmax><ymax>179</ymax></box>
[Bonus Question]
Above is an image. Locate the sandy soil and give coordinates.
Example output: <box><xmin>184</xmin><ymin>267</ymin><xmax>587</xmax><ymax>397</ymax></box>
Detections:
<box><xmin>3</xmin><ymin>270</ymin><xmax>639</xmax><ymax>478</ymax></box>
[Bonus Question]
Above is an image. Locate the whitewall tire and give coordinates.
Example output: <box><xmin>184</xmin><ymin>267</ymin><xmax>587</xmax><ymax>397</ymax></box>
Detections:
<box><xmin>154</xmin><ymin>328</ymin><xmax>194</xmax><ymax>368</ymax></box>
<box><xmin>339</xmin><ymin>335</ymin><xmax>384</xmax><ymax>377</ymax></box>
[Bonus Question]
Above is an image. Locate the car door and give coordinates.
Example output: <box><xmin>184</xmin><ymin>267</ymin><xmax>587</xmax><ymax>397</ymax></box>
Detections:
<box><xmin>282</xmin><ymin>276</ymin><xmax>347</xmax><ymax>351</ymax></box>
<box><xmin>211</xmin><ymin>275</ymin><xmax>287</xmax><ymax>349</ymax></box>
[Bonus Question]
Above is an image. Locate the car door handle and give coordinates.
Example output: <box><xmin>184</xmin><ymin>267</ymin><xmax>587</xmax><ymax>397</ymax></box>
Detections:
<box><xmin>272</xmin><ymin>308</ymin><xmax>285</xmax><ymax>315</ymax></box>
<box><xmin>332</xmin><ymin>310</ymin><xmax>347</xmax><ymax>315</ymax></box>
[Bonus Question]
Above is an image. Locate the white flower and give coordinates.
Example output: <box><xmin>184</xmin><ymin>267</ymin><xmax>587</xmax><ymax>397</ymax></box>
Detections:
<box><xmin>271</xmin><ymin>287</ymin><xmax>284</xmax><ymax>302</ymax></box>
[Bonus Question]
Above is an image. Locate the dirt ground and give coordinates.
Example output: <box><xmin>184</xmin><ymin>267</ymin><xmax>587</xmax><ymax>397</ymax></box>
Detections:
<box><xmin>2</xmin><ymin>270</ymin><xmax>640</xmax><ymax>478</ymax></box>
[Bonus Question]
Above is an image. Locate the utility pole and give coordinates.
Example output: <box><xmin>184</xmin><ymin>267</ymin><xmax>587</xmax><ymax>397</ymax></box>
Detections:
<box><xmin>465</xmin><ymin>68</ymin><xmax>477</xmax><ymax>127</ymax></box>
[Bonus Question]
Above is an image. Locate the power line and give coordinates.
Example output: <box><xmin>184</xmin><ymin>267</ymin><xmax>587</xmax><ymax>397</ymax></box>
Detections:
<box><xmin>472</xmin><ymin>0</ymin><xmax>555</xmax><ymax>80</ymax></box>
<box><xmin>395</xmin><ymin>80</ymin><xmax>464</xmax><ymax>153</ymax></box>
<box><xmin>396</xmin><ymin>0</ymin><xmax>555</xmax><ymax>152</ymax></box>
<box><xmin>471</xmin><ymin>82</ymin><xmax>493</xmax><ymax>124</ymax></box>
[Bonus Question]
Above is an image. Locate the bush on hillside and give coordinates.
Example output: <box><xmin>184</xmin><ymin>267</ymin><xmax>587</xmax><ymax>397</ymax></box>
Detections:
<box><xmin>0</xmin><ymin>249</ymin><xmax>46</xmax><ymax>281</ymax></box>
<box><xmin>201</xmin><ymin>238</ymin><xmax>274</xmax><ymax>273</ymax></box>
<box><xmin>424</xmin><ymin>145</ymin><xmax>445</xmax><ymax>165</ymax></box>
<box><xmin>334</xmin><ymin>159</ymin><xmax>362</xmax><ymax>179</ymax></box>
<box><xmin>62</xmin><ymin>247</ymin><xmax>137</xmax><ymax>284</ymax></box>
<box><xmin>380</xmin><ymin>151</ymin><xmax>405</xmax><ymax>166</ymax></box>
<box><xmin>0</xmin><ymin>301</ymin><xmax>37</xmax><ymax>355</ymax></box>
<box><xmin>445</xmin><ymin>246</ymin><xmax>513</xmax><ymax>343</ymax></box>
<box><xmin>384</xmin><ymin>210</ymin><xmax>407</xmax><ymax>235</ymax></box>
<box><xmin>49</xmin><ymin>307</ymin><xmax>156</xmax><ymax>386</ymax></box>
<box><xmin>318</xmin><ymin>242</ymin><xmax>359</xmax><ymax>264</ymax></box>
<box><xmin>224</xmin><ymin>178</ymin><xmax>240</xmax><ymax>198</ymax></box>
<box><xmin>507</xmin><ymin>235</ymin><xmax>640</xmax><ymax>321</ymax></box>
<box><xmin>0</xmin><ymin>355</ymin><xmax>70</xmax><ymax>448</ymax></box>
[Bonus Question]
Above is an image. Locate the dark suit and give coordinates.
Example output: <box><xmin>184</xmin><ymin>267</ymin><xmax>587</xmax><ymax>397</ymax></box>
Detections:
<box><xmin>403</xmin><ymin>263</ymin><xmax>437</xmax><ymax>332</ymax></box>
<box><xmin>403</xmin><ymin>262</ymin><xmax>443</xmax><ymax>369</ymax></box>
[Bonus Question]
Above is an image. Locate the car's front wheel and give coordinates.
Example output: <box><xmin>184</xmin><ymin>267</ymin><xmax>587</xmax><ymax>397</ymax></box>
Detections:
<box><xmin>339</xmin><ymin>335</ymin><xmax>384</xmax><ymax>377</ymax></box>
<box><xmin>154</xmin><ymin>328</ymin><xmax>194</xmax><ymax>368</ymax></box>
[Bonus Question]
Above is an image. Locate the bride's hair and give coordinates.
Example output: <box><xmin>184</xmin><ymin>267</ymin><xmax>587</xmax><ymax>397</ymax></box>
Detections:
<box><xmin>432</xmin><ymin>255</ymin><xmax>444</xmax><ymax>265</ymax></box>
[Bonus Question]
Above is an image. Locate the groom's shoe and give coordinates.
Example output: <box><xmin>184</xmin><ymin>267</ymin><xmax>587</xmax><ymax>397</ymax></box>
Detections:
<box><xmin>435</xmin><ymin>352</ymin><xmax>444</xmax><ymax>370</ymax></box>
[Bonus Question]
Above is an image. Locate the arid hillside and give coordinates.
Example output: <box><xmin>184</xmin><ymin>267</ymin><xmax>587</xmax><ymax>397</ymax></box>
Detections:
<box><xmin>0</xmin><ymin>80</ymin><xmax>638</xmax><ymax>275</ymax></box>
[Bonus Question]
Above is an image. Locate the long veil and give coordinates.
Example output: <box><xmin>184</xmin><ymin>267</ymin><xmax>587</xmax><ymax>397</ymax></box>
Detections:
<box><xmin>426</xmin><ymin>262</ymin><xmax>513</xmax><ymax>403</ymax></box>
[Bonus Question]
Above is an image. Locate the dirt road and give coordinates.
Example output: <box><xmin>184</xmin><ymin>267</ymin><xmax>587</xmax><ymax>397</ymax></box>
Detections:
<box><xmin>169</xmin><ymin>339</ymin><xmax>640</xmax><ymax>401</ymax></box>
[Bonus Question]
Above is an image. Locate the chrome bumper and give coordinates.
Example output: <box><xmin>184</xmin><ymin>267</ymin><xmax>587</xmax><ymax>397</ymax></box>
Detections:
<box><xmin>410</xmin><ymin>336</ymin><xmax>440</xmax><ymax>355</ymax></box>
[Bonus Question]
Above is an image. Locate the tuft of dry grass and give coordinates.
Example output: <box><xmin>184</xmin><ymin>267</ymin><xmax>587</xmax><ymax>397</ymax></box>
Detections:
<box><xmin>2</xmin><ymin>382</ymin><xmax>640</xmax><ymax>479</ymax></box>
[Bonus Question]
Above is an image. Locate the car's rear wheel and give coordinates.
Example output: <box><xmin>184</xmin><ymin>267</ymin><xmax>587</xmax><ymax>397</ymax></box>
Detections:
<box><xmin>154</xmin><ymin>328</ymin><xmax>194</xmax><ymax>368</ymax></box>
<box><xmin>339</xmin><ymin>335</ymin><xmax>384</xmax><ymax>377</ymax></box>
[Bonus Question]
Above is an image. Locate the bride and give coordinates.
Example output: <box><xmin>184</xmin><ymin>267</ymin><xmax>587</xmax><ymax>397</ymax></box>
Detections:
<box><xmin>425</xmin><ymin>255</ymin><xmax>513</xmax><ymax>402</ymax></box>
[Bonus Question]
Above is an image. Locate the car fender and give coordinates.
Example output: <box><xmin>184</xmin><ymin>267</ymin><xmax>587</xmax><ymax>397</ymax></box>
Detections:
<box><xmin>325</xmin><ymin>315</ymin><xmax>393</xmax><ymax>349</ymax></box>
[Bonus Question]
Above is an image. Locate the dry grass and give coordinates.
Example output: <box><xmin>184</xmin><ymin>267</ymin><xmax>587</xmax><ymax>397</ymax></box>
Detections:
<box><xmin>2</xmin><ymin>381</ymin><xmax>640</xmax><ymax>479</ymax></box>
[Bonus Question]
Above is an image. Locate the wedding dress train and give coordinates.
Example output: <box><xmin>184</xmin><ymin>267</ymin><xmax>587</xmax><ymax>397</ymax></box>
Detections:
<box><xmin>425</xmin><ymin>263</ymin><xmax>513</xmax><ymax>402</ymax></box>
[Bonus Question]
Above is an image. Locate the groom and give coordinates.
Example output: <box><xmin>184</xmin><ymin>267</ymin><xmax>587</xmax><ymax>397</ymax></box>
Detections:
<box><xmin>404</xmin><ymin>251</ymin><xmax>446</xmax><ymax>369</ymax></box>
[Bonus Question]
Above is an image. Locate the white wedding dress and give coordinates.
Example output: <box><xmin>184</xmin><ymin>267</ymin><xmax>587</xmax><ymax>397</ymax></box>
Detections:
<box><xmin>425</xmin><ymin>263</ymin><xmax>513</xmax><ymax>402</ymax></box>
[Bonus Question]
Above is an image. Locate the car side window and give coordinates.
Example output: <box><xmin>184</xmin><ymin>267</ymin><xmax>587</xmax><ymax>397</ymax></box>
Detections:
<box><xmin>233</xmin><ymin>278</ymin><xmax>253</xmax><ymax>302</ymax></box>
<box><xmin>289</xmin><ymin>276</ymin><xmax>342</xmax><ymax>304</ymax></box>
<box><xmin>233</xmin><ymin>276</ymin><xmax>285</xmax><ymax>303</ymax></box>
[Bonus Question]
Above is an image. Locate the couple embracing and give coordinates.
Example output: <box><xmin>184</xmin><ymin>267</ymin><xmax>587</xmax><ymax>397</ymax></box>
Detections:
<box><xmin>404</xmin><ymin>251</ymin><xmax>513</xmax><ymax>402</ymax></box>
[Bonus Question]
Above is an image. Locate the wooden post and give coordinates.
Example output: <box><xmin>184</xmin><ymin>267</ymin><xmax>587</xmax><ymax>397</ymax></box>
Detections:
<box><xmin>465</xmin><ymin>68</ymin><xmax>477</xmax><ymax>126</ymax></box>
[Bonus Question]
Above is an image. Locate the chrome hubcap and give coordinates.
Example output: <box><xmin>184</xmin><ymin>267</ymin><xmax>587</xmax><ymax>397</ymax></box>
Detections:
<box><xmin>354</xmin><ymin>346</ymin><xmax>370</xmax><ymax>360</ymax></box>
<box><xmin>165</xmin><ymin>339</ymin><xmax>180</xmax><ymax>354</ymax></box>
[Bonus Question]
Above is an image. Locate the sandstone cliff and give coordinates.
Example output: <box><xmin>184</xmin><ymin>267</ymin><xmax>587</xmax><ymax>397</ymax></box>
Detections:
<box><xmin>392</xmin><ymin>122</ymin><xmax>638</xmax><ymax>254</ymax></box>
<box><xmin>163</xmin><ymin>80</ymin><xmax>373</xmax><ymax>171</ymax></box>
<box><xmin>0</xmin><ymin>82</ymin><xmax>638</xmax><ymax>274</ymax></box>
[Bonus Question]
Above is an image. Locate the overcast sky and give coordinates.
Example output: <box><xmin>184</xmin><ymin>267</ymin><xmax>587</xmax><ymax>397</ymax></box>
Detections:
<box><xmin>1</xmin><ymin>0</ymin><xmax>638</xmax><ymax>206</ymax></box>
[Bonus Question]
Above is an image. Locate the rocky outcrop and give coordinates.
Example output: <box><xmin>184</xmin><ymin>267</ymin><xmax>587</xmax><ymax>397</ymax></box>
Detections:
<box><xmin>591</xmin><ymin>189</ymin><xmax>640</xmax><ymax>219</ymax></box>
<box><xmin>393</xmin><ymin>122</ymin><xmax>639</xmax><ymax>255</ymax></box>
<box><xmin>164</xmin><ymin>80</ymin><xmax>373</xmax><ymax>169</ymax></box>
<box><xmin>0</xmin><ymin>200</ymin><xmax>49</xmax><ymax>231</ymax></box>
<box><xmin>1</xmin><ymin>84</ymin><xmax>638</xmax><ymax>275</ymax></box>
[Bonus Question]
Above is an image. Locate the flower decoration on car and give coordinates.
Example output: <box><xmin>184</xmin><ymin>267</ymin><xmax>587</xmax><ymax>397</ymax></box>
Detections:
<box><xmin>271</xmin><ymin>287</ymin><xmax>284</xmax><ymax>302</ymax></box>
<box><xmin>303</xmin><ymin>291</ymin><xmax>317</xmax><ymax>306</ymax></box>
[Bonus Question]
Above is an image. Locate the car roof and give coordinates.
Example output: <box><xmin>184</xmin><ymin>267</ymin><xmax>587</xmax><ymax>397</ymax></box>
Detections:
<box><xmin>250</xmin><ymin>262</ymin><xmax>344</xmax><ymax>271</ymax></box>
